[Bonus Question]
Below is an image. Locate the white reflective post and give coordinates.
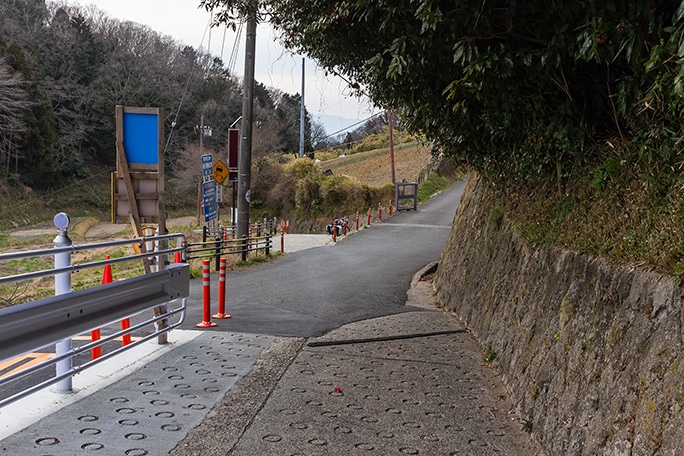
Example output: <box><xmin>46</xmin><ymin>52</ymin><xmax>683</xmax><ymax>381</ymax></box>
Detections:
<box><xmin>53</xmin><ymin>212</ymin><xmax>72</xmax><ymax>392</ymax></box>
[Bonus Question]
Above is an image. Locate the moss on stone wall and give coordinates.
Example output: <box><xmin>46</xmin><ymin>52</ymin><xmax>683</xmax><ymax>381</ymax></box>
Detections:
<box><xmin>435</xmin><ymin>174</ymin><xmax>684</xmax><ymax>455</ymax></box>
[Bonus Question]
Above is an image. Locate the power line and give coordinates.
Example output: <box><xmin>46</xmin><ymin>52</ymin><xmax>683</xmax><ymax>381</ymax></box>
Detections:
<box><xmin>163</xmin><ymin>14</ymin><xmax>213</xmax><ymax>157</ymax></box>
<box><xmin>322</xmin><ymin>112</ymin><xmax>384</xmax><ymax>139</ymax></box>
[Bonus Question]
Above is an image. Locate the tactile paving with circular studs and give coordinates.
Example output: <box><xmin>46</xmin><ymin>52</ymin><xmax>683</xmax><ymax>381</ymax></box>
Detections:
<box><xmin>0</xmin><ymin>332</ymin><xmax>274</xmax><ymax>455</ymax></box>
<box><xmin>230</xmin><ymin>328</ymin><xmax>537</xmax><ymax>456</ymax></box>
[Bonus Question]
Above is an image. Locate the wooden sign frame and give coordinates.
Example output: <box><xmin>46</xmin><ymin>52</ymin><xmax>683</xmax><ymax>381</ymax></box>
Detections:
<box><xmin>113</xmin><ymin>106</ymin><xmax>165</xmax><ymax>230</ymax></box>
<box><xmin>113</xmin><ymin>106</ymin><xmax>167</xmax><ymax>342</ymax></box>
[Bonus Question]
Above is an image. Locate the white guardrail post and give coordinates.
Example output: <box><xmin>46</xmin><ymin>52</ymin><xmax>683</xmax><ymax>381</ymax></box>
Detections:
<box><xmin>53</xmin><ymin>212</ymin><xmax>73</xmax><ymax>393</ymax></box>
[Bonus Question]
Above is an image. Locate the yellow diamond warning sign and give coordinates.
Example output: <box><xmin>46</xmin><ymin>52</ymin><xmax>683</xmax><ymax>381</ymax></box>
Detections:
<box><xmin>212</xmin><ymin>159</ymin><xmax>229</xmax><ymax>184</ymax></box>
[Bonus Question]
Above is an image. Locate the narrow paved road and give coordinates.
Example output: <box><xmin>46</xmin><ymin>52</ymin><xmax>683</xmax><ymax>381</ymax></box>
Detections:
<box><xmin>181</xmin><ymin>180</ymin><xmax>467</xmax><ymax>336</ymax></box>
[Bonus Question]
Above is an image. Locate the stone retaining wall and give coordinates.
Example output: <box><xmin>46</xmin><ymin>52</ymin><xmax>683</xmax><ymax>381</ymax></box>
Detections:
<box><xmin>434</xmin><ymin>175</ymin><xmax>684</xmax><ymax>455</ymax></box>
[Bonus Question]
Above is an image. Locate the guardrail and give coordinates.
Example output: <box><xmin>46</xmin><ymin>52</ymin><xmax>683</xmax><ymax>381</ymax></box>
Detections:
<box><xmin>202</xmin><ymin>218</ymin><xmax>279</xmax><ymax>241</ymax></box>
<box><xmin>187</xmin><ymin>233</ymin><xmax>273</xmax><ymax>265</ymax></box>
<box><xmin>0</xmin><ymin>215</ymin><xmax>189</xmax><ymax>407</ymax></box>
<box><xmin>190</xmin><ymin>219</ymin><xmax>277</xmax><ymax>268</ymax></box>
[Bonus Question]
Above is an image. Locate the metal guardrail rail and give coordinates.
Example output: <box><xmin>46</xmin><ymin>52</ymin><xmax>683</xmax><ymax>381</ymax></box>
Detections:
<box><xmin>0</xmin><ymin>215</ymin><xmax>190</xmax><ymax>408</ymax></box>
<box><xmin>0</xmin><ymin>265</ymin><xmax>189</xmax><ymax>408</ymax></box>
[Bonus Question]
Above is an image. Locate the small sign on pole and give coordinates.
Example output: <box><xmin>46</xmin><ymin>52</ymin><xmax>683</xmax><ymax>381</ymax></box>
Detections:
<box><xmin>203</xmin><ymin>181</ymin><xmax>217</xmax><ymax>222</ymax></box>
<box><xmin>213</xmin><ymin>159</ymin><xmax>229</xmax><ymax>184</ymax></box>
<box><xmin>201</xmin><ymin>154</ymin><xmax>213</xmax><ymax>180</ymax></box>
<box><xmin>228</xmin><ymin>129</ymin><xmax>239</xmax><ymax>170</ymax></box>
<box><xmin>216</xmin><ymin>183</ymin><xmax>223</xmax><ymax>203</ymax></box>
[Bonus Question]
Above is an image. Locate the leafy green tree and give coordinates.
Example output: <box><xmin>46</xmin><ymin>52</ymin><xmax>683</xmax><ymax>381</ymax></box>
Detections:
<box><xmin>204</xmin><ymin>0</ymin><xmax>684</xmax><ymax>185</ymax></box>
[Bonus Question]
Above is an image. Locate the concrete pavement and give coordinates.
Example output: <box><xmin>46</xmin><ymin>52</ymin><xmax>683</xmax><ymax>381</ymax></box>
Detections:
<box><xmin>171</xmin><ymin>264</ymin><xmax>540</xmax><ymax>455</ymax></box>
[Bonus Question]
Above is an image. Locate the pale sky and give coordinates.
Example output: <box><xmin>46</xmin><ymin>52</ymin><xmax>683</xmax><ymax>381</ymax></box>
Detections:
<box><xmin>62</xmin><ymin>0</ymin><xmax>376</xmax><ymax>136</ymax></box>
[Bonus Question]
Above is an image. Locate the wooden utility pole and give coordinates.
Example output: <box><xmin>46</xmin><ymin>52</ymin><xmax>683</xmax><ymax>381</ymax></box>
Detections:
<box><xmin>387</xmin><ymin>109</ymin><xmax>396</xmax><ymax>184</ymax></box>
<box><xmin>237</xmin><ymin>15</ymin><xmax>257</xmax><ymax>241</ymax></box>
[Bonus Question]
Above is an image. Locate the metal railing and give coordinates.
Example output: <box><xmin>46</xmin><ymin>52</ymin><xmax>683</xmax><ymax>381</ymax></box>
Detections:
<box><xmin>202</xmin><ymin>218</ymin><xmax>279</xmax><ymax>240</ymax></box>
<box><xmin>187</xmin><ymin>233</ymin><xmax>273</xmax><ymax>265</ymax></box>
<box><xmin>0</xmin><ymin>219</ymin><xmax>189</xmax><ymax>407</ymax></box>
<box><xmin>190</xmin><ymin>219</ymin><xmax>277</xmax><ymax>268</ymax></box>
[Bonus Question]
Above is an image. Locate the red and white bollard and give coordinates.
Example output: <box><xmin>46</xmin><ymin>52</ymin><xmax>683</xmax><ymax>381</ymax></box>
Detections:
<box><xmin>356</xmin><ymin>211</ymin><xmax>359</xmax><ymax>231</ymax></box>
<box><xmin>367</xmin><ymin>207</ymin><xmax>372</xmax><ymax>225</ymax></box>
<box><xmin>333</xmin><ymin>220</ymin><xmax>337</xmax><ymax>243</ymax></box>
<box><xmin>280</xmin><ymin>224</ymin><xmax>285</xmax><ymax>253</ymax></box>
<box><xmin>343</xmin><ymin>217</ymin><xmax>348</xmax><ymax>235</ymax></box>
<box><xmin>248</xmin><ymin>225</ymin><xmax>252</xmax><ymax>250</ymax></box>
<box><xmin>389</xmin><ymin>199</ymin><xmax>392</xmax><ymax>216</ymax></box>
<box><xmin>213</xmin><ymin>258</ymin><xmax>230</xmax><ymax>319</ymax></box>
<box><xmin>197</xmin><ymin>260</ymin><xmax>217</xmax><ymax>327</ymax></box>
<box><xmin>379</xmin><ymin>202</ymin><xmax>382</xmax><ymax>221</ymax></box>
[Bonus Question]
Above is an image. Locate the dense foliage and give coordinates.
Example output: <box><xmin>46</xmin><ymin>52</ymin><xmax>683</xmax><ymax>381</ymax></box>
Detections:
<box><xmin>0</xmin><ymin>0</ymin><xmax>315</xmax><ymax>189</ymax></box>
<box><xmin>205</xmin><ymin>0</ymin><xmax>684</xmax><ymax>185</ymax></box>
<box><xmin>250</xmin><ymin>157</ymin><xmax>395</xmax><ymax>219</ymax></box>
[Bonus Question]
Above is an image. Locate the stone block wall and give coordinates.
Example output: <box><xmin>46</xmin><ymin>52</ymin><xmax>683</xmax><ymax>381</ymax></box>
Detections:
<box><xmin>435</xmin><ymin>175</ymin><xmax>684</xmax><ymax>455</ymax></box>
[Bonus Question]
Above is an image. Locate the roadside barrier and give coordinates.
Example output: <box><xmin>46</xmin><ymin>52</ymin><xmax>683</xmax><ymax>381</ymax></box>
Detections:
<box><xmin>196</xmin><ymin>260</ymin><xmax>217</xmax><ymax>328</ymax></box>
<box><xmin>389</xmin><ymin>199</ymin><xmax>393</xmax><ymax>216</ymax></box>
<box><xmin>202</xmin><ymin>218</ymin><xmax>279</xmax><ymax>241</ymax></box>
<box><xmin>379</xmin><ymin>202</ymin><xmax>382</xmax><ymax>221</ymax></box>
<box><xmin>0</xmin><ymin>217</ymin><xmax>188</xmax><ymax>405</ymax></box>
<box><xmin>356</xmin><ymin>211</ymin><xmax>359</xmax><ymax>230</ymax></box>
<box><xmin>192</xmin><ymin>221</ymin><xmax>275</xmax><ymax>271</ymax></box>
<box><xmin>213</xmin><ymin>258</ymin><xmax>230</xmax><ymax>319</ymax></box>
<box><xmin>281</xmin><ymin>223</ymin><xmax>285</xmax><ymax>253</ymax></box>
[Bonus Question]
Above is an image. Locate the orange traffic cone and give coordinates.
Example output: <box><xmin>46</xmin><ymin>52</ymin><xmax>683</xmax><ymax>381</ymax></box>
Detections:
<box><xmin>91</xmin><ymin>255</ymin><xmax>114</xmax><ymax>359</ymax></box>
<box><xmin>175</xmin><ymin>251</ymin><xmax>182</xmax><ymax>264</ymax></box>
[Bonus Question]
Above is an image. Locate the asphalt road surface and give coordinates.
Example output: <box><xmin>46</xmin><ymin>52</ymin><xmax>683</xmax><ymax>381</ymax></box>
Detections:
<box><xmin>180</xmin><ymin>180</ymin><xmax>467</xmax><ymax>337</ymax></box>
<box><xmin>0</xmin><ymin>181</ymin><xmax>465</xmax><ymax>404</ymax></box>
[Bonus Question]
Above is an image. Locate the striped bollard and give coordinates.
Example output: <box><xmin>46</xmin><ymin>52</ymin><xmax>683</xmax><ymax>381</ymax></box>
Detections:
<box><xmin>213</xmin><ymin>258</ymin><xmax>230</xmax><ymax>319</ymax></box>
<box><xmin>356</xmin><ymin>211</ymin><xmax>359</xmax><ymax>230</ymax></box>
<box><xmin>281</xmin><ymin>224</ymin><xmax>285</xmax><ymax>253</ymax></box>
<box><xmin>333</xmin><ymin>220</ymin><xmax>337</xmax><ymax>243</ymax></box>
<box><xmin>196</xmin><ymin>260</ymin><xmax>217</xmax><ymax>327</ymax></box>
<box><xmin>389</xmin><ymin>199</ymin><xmax>392</xmax><ymax>216</ymax></box>
<box><xmin>379</xmin><ymin>202</ymin><xmax>382</xmax><ymax>221</ymax></box>
<box><xmin>367</xmin><ymin>207</ymin><xmax>371</xmax><ymax>225</ymax></box>
<box><xmin>343</xmin><ymin>217</ymin><xmax>347</xmax><ymax>235</ymax></box>
<box><xmin>248</xmin><ymin>225</ymin><xmax>252</xmax><ymax>251</ymax></box>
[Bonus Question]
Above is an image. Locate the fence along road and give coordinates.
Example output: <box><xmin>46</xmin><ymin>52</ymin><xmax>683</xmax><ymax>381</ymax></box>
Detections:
<box><xmin>180</xmin><ymin>179</ymin><xmax>468</xmax><ymax>337</ymax></box>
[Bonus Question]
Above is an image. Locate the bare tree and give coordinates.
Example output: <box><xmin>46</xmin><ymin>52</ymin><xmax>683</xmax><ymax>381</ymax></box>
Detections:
<box><xmin>0</xmin><ymin>60</ymin><xmax>30</xmax><ymax>177</ymax></box>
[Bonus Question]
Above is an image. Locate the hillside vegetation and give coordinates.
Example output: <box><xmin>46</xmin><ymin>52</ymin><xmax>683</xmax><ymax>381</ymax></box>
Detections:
<box><xmin>202</xmin><ymin>0</ymin><xmax>684</xmax><ymax>276</ymax></box>
<box><xmin>0</xmin><ymin>0</ymin><xmax>317</xmax><ymax>193</ymax></box>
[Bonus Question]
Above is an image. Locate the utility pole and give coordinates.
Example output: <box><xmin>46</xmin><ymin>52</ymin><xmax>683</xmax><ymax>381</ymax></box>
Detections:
<box><xmin>299</xmin><ymin>58</ymin><xmax>305</xmax><ymax>158</ymax></box>
<box><xmin>237</xmin><ymin>15</ymin><xmax>257</xmax><ymax>241</ymax></box>
<box><xmin>199</xmin><ymin>114</ymin><xmax>204</xmax><ymax>152</ymax></box>
<box><xmin>387</xmin><ymin>109</ymin><xmax>396</xmax><ymax>184</ymax></box>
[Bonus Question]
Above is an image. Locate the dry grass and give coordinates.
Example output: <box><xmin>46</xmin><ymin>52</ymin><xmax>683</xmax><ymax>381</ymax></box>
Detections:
<box><xmin>497</xmin><ymin>164</ymin><xmax>684</xmax><ymax>279</ymax></box>
<box><xmin>324</xmin><ymin>142</ymin><xmax>432</xmax><ymax>187</ymax></box>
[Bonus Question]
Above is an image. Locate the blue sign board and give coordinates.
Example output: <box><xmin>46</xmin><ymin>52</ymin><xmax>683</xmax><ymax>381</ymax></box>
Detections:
<box><xmin>203</xmin><ymin>181</ymin><xmax>217</xmax><ymax>222</ymax></box>
<box><xmin>122</xmin><ymin>112</ymin><xmax>159</xmax><ymax>165</ymax></box>
<box><xmin>201</xmin><ymin>154</ymin><xmax>213</xmax><ymax>179</ymax></box>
